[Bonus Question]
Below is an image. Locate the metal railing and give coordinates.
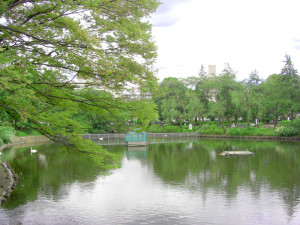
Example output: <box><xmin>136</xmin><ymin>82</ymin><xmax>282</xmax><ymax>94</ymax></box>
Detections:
<box><xmin>82</xmin><ymin>133</ymin><xmax>199</xmax><ymax>145</ymax></box>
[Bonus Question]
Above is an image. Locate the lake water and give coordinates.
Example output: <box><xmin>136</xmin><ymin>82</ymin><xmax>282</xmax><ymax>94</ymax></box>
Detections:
<box><xmin>0</xmin><ymin>139</ymin><xmax>300</xmax><ymax>225</ymax></box>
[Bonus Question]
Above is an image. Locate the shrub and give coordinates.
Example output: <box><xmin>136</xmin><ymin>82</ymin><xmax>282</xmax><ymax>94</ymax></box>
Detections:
<box><xmin>227</xmin><ymin>127</ymin><xmax>277</xmax><ymax>136</ymax></box>
<box><xmin>199</xmin><ymin>124</ymin><xmax>223</xmax><ymax>135</ymax></box>
<box><xmin>165</xmin><ymin>124</ymin><xmax>181</xmax><ymax>133</ymax></box>
<box><xmin>0</xmin><ymin>138</ymin><xmax>3</xmax><ymax>146</ymax></box>
<box><xmin>276</xmin><ymin>126</ymin><xmax>297</xmax><ymax>136</ymax></box>
<box><xmin>293</xmin><ymin>118</ymin><xmax>300</xmax><ymax>130</ymax></box>
<box><xmin>146</xmin><ymin>124</ymin><xmax>165</xmax><ymax>133</ymax></box>
<box><xmin>275</xmin><ymin>118</ymin><xmax>300</xmax><ymax>136</ymax></box>
<box><xmin>0</xmin><ymin>126</ymin><xmax>15</xmax><ymax>143</ymax></box>
<box><xmin>227</xmin><ymin>127</ymin><xmax>241</xmax><ymax>136</ymax></box>
<box><xmin>280</xmin><ymin>120</ymin><xmax>291</xmax><ymax>126</ymax></box>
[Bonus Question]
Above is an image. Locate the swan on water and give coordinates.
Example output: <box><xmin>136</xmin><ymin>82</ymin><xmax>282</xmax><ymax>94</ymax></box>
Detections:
<box><xmin>30</xmin><ymin>147</ymin><xmax>37</xmax><ymax>154</ymax></box>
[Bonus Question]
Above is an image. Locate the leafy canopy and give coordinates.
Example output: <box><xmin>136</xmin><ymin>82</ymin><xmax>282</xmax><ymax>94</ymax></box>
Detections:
<box><xmin>0</xmin><ymin>0</ymin><xmax>160</xmax><ymax>167</ymax></box>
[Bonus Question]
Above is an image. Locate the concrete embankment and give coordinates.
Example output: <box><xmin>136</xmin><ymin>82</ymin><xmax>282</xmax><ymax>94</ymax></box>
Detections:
<box><xmin>10</xmin><ymin>135</ymin><xmax>51</xmax><ymax>145</ymax></box>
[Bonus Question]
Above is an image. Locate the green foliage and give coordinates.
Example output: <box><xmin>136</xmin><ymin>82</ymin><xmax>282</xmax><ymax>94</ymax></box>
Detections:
<box><xmin>153</xmin><ymin>56</ymin><xmax>299</xmax><ymax>134</ymax></box>
<box><xmin>0</xmin><ymin>126</ymin><xmax>15</xmax><ymax>143</ymax></box>
<box><xmin>276</xmin><ymin>126</ymin><xmax>297</xmax><ymax>137</ymax></box>
<box><xmin>0</xmin><ymin>138</ymin><xmax>3</xmax><ymax>146</ymax></box>
<box><xmin>164</xmin><ymin>124</ymin><xmax>181</xmax><ymax>133</ymax></box>
<box><xmin>276</xmin><ymin>119</ymin><xmax>299</xmax><ymax>136</ymax></box>
<box><xmin>15</xmin><ymin>130</ymin><xmax>41</xmax><ymax>137</ymax></box>
<box><xmin>67</xmin><ymin>135</ymin><xmax>123</xmax><ymax>169</ymax></box>
<box><xmin>146</xmin><ymin>124</ymin><xmax>164</xmax><ymax>133</ymax></box>
<box><xmin>293</xmin><ymin>118</ymin><xmax>300</xmax><ymax>131</ymax></box>
<box><xmin>0</xmin><ymin>1</ymin><xmax>160</xmax><ymax>165</ymax></box>
<box><xmin>0</xmin><ymin>127</ymin><xmax>15</xmax><ymax>144</ymax></box>
<box><xmin>146</xmin><ymin>124</ymin><xmax>198</xmax><ymax>133</ymax></box>
<box><xmin>227</xmin><ymin>127</ymin><xmax>277</xmax><ymax>136</ymax></box>
<box><xmin>280</xmin><ymin>120</ymin><xmax>292</xmax><ymax>126</ymax></box>
<box><xmin>199</xmin><ymin>124</ymin><xmax>223</xmax><ymax>135</ymax></box>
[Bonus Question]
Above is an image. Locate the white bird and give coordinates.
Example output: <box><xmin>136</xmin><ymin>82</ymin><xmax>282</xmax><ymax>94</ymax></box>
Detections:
<box><xmin>30</xmin><ymin>147</ymin><xmax>37</xmax><ymax>154</ymax></box>
<box><xmin>99</xmin><ymin>137</ymin><xmax>103</xmax><ymax>141</ymax></box>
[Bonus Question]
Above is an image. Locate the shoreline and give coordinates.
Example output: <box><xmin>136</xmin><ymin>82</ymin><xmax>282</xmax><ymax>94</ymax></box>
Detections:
<box><xmin>198</xmin><ymin>135</ymin><xmax>300</xmax><ymax>141</ymax></box>
<box><xmin>0</xmin><ymin>161</ymin><xmax>18</xmax><ymax>204</ymax></box>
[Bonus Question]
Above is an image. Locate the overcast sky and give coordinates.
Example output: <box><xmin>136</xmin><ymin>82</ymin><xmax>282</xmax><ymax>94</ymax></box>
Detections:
<box><xmin>150</xmin><ymin>0</ymin><xmax>300</xmax><ymax>81</ymax></box>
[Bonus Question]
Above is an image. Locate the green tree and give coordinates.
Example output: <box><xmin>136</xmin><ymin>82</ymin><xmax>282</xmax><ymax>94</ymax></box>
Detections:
<box><xmin>205</xmin><ymin>64</ymin><xmax>239</xmax><ymax>132</ymax></box>
<box><xmin>261</xmin><ymin>74</ymin><xmax>288</xmax><ymax>127</ymax></box>
<box><xmin>0</xmin><ymin>0</ymin><xmax>160</xmax><ymax>167</ymax></box>
<box><xmin>279</xmin><ymin>54</ymin><xmax>300</xmax><ymax>122</ymax></box>
<box><xmin>160</xmin><ymin>78</ymin><xmax>187</xmax><ymax>125</ymax></box>
<box><xmin>185</xmin><ymin>89</ymin><xmax>205</xmax><ymax>125</ymax></box>
<box><xmin>246</xmin><ymin>70</ymin><xmax>264</xmax><ymax>125</ymax></box>
<box><xmin>231</xmin><ymin>71</ymin><xmax>264</xmax><ymax>127</ymax></box>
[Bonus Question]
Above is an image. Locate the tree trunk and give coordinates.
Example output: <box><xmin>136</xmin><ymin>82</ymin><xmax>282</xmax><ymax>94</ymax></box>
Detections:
<box><xmin>234</xmin><ymin>113</ymin><xmax>238</xmax><ymax>126</ymax></box>
<box><xmin>221</xmin><ymin>117</ymin><xmax>226</xmax><ymax>134</ymax></box>
<box><xmin>274</xmin><ymin>114</ymin><xmax>279</xmax><ymax>127</ymax></box>
<box><xmin>227</xmin><ymin>116</ymin><xmax>231</xmax><ymax>125</ymax></box>
<box><xmin>247</xmin><ymin>109</ymin><xmax>251</xmax><ymax>127</ymax></box>
<box><xmin>291</xmin><ymin>110</ymin><xmax>294</xmax><ymax>123</ymax></box>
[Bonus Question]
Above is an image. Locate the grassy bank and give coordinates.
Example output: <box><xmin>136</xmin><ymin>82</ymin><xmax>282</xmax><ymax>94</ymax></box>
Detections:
<box><xmin>0</xmin><ymin>127</ymin><xmax>42</xmax><ymax>148</ymax></box>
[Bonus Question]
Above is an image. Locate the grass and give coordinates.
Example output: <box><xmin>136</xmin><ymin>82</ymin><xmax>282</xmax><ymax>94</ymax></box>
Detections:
<box><xmin>15</xmin><ymin>130</ymin><xmax>42</xmax><ymax>137</ymax></box>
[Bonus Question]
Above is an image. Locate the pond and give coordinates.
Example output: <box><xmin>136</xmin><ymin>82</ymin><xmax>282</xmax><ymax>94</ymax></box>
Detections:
<box><xmin>0</xmin><ymin>139</ymin><xmax>300</xmax><ymax>224</ymax></box>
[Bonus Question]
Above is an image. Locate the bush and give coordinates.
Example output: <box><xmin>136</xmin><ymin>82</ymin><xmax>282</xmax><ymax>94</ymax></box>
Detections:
<box><xmin>199</xmin><ymin>124</ymin><xmax>223</xmax><ymax>135</ymax></box>
<box><xmin>293</xmin><ymin>118</ymin><xmax>300</xmax><ymax>130</ymax></box>
<box><xmin>146</xmin><ymin>124</ymin><xmax>165</xmax><ymax>133</ymax></box>
<box><xmin>227</xmin><ymin>126</ymin><xmax>277</xmax><ymax>136</ymax></box>
<box><xmin>0</xmin><ymin>138</ymin><xmax>3</xmax><ymax>146</ymax></box>
<box><xmin>276</xmin><ymin>125</ymin><xmax>297</xmax><ymax>136</ymax></box>
<box><xmin>280</xmin><ymin>120</ymin><xmax>291</xmax><ymax>126</ymax></box>
<box><xmin>275</xmin><ymin>118</ymin><xmax>300</xmax><ymax>136</ymax></box>
<box><xmin>227</xmin><ymin>127</ymin><xmax>241</xmax><ymax>136</ymax></box>
<box><xmin>165</xmin><ymin>124</ymin><xmax>181</xmax><ymax>133</ymax></box>
<box><xmin>0</xmin><ymin>126</ymin><xmax>15</xmax><ymax>143</ymax></box>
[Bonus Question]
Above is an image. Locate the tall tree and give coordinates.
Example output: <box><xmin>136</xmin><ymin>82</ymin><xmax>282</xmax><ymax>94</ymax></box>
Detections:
<box><xmin>160</xmin><ymin>78</ymin><xmax>187</xmax><ymax>125</ymax></box>
<box><xmin>261</xmin><ymin>74</ymin><xmax>288</xmax><ymax>127</ymax></box>
<box><xmin>0</xmin><ymin>0</ymin><xmax>160</xmax><ymax>166</ymax></box>
<box><xmin>205</xmin><ymin>64</ymin><xmax>239</xmax><ymax>132</ymax></box>
<box><xmin>246</xmin><ymin>70</ymin><xmax>264</xmax><ymax>126</ymax></box>
<box><xmin>279</xmin><ymin>55</ymin><xmax>300</xmax><ymax>122</ymax></box>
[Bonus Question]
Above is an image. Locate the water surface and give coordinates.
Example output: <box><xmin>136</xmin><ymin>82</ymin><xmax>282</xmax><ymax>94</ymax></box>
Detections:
<box><xmin>0</xmin><ymin>139</ymin><xmax>300</xmax><ymax>224</ymax></box>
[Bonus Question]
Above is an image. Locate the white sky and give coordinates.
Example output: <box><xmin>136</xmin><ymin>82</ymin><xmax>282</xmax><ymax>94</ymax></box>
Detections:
<box><xmin>150</xmin><ymin>0</ymin><xmax>300</xmax><ymax>81</ymax></box>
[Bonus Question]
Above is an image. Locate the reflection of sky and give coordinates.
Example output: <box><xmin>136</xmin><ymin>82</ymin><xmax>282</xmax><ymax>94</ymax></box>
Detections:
<box><xmin>1</xmin><ymin>153</ymin><xmax>300</xmax><ymax>225</ymax></box>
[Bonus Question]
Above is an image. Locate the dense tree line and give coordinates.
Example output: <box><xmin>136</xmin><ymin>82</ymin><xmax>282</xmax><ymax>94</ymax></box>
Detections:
<box><xmin>154</xmin><ymin>55</ymin><xmax>300</xmax><ymax>131</ymax></box>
